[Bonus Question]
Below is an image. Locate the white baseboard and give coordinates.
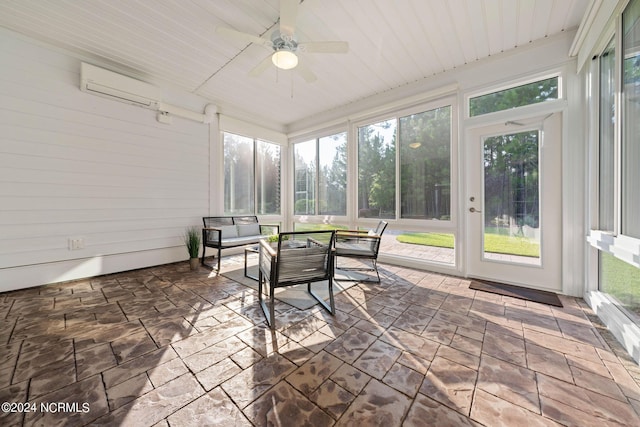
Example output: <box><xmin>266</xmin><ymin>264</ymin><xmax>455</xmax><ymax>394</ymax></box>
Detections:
<box><xmin>585</xmin><ymin>290</ymin><xmax>640</xmax><ymax>365</ymax></box>
<box><xmin>0</xmin><ymin>247</ymin><xmax>186</xmax><ymax>293</ymax></box>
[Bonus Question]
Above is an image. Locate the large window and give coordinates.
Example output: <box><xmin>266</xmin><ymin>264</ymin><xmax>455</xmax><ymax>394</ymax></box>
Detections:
<box><xmin>224</xmin><ymin>133</ymin><xmax>253</xmax><ymax>215</ymax></box>
<box><xmin>623</xmin><ymin>0</ymin><xmax>640</xmax><ymax>238</ymax></box>
<box><xmin>358</xmin><ymin>106</ymin><xmax>451</xmax><ymax>220</ymax></box>
<box><xmin>358</xmin><ymin>119</ymin><xmax>396</xmax><ymax>218</ymax></box>
<box><xmin>318</xmin><ymin>134</ymin><xmax>347</xmax><ymax>215</ymax></box>
<box><xmin>294</xmin><ymin>139</ymin><xmax>315</xmax><ymax>215</ymax></box>
<box><xmin>599</xmin><ymin>37</ymin><xmax>616</xmax><ymax>232</ymax></box>
<box><xmin>400</xmin><ymin>107</ymin><xmax>451</xmax><ymax>220</ymax></box>
<box><xmin>224</xmin><ymin>132</ymin><xmax>281</xmax><ymax>215</ymax></box>
<box><xmin>256</xmin><ymin>140</ymin><xmax>282</xmax><ymax>214</ymax></box>
<box><xmin>591</xmin><ymin>0</ymin><xmax>640</xmax><ymax>323</ymax></box>
<box><xmin>356</xmin><ymin>105</ymin><xmax>453</xmax><ymax>265</ymax></box>
<box><xmin>294</xmin><ymin>132</ymin><xmax>347</xmax><ymax>216</ymax></box>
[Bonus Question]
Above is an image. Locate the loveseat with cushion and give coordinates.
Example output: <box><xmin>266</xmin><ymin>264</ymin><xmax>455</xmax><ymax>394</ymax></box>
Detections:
<box><xmin>201</xmin><ymin>216</ymin><xmax>279</xmax><ymax>271</ymax></box>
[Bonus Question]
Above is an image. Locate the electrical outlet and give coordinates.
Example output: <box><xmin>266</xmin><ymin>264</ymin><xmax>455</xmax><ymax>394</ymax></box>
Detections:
<box><xmin>68</xmin><ymin>238</ymin><xmax>85</xmax><ymax>250</ymax></box>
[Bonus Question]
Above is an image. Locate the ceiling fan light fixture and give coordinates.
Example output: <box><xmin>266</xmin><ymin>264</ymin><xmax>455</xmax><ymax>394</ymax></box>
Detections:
<box><xmin>409</xmin><ymin>142</ymin><xmax>421</xmax><ymax>149</ymax></box>
<box><xmin>272</xmin><ymin>49</ymin><xmax>298</xmax><ymax>70</ymax></box>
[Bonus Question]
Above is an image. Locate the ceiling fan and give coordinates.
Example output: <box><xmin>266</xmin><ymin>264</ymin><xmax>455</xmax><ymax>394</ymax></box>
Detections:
<box><xmin>216</xmin><ymin>0</ymin><xmax>348</xmax><ymax>83</ymax></box>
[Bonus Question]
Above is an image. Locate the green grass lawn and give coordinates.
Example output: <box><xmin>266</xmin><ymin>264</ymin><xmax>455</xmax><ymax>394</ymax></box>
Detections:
<box><xmin>292</xmin><ymin>225</ymin><xmax>540</xmax><ymax>258</ymax></box>
<box><xmin>600</xmin><ymin>252</ymin><xmax>640</xmax><ymax>316</ymax></box>
<box><xmin>293</xmin><ymin>223</ymin><xmax>349</xmax><ymax>232</ymax></box>
<box><xmin>483</xmin><ymin>233</ymin><xmax>539</xmax><ymax>257</ymax></box>
<box><xmin>396</xmin><ymin>233</ymin><xmax>454</xmax><ymax>248</ymax></box>
<box><xmin>396</xmin><ymin>232</ymin><xmax>540</xmax><ymax>258</ymax></box>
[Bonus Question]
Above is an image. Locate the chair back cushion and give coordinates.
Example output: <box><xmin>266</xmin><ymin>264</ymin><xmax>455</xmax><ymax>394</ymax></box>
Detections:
<box><xmin>209</xmin><ymin>225</ymin><xmax>238</xmax><ymax>242</ymax></box>
<box><xmin>262</xmin><ymin>230</ymin><xmax>335</xmax><ymax>285</ymax></box>
<box><xmin>237</xmin><ymin>223</ymin><xmax>261</xmax><ymax>237</ymax></box>
<box><xmin>203</xmin><ymin>216</ymin><xmax>261</xmax><ymax>243</ymax></box>
<box><xmin>278</xmin><ymin>246</ymin><xmax>330</xmax><ymax>282</ymax></box>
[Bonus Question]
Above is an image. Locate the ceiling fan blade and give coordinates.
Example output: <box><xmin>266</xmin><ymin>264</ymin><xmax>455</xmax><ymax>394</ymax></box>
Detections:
<box><xmin>298</xmin><ymin>41</ymin><xmax>349</xmax><ymax>54</ymax></box>
<box><xmin>279</xmin><ymin>0</ymin><xmax>299</xmax><ymax>37</ymax></box>
<box><xmin>296</xmin><ymin>61</ymin><xmax>317</xmax><ymax>83</ymax></box>
<box><xmin>249</xmin><ymin>54</ymin><xmax>274</xmax><ymax>77</ymax></box>
<box><xmin>216</xmin><ymin>27</ymin><xmax>272</xmax><ymax>47</ymax></box>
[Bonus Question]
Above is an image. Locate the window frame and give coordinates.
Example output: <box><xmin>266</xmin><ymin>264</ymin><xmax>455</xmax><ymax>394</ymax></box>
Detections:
<box><xmin>621</xmin><ymin>0</ymin><xmax>640</xmax><ymax>238</ymax></box>
<box><xmin>465</xmin><ymin>72</ymin><xmax>564</xmax><ymax>120</ymax></box>
<box><xmin>597</xmin><ymin>36</ymin><xmax>617</xmax><ymax>233</ymax></box>
<box><xmin>291</xmin><ymin>131</ymin><xmax>348</xmax><ymax>219</ymax></box>
<box><xmin>353</xmin><ymin>98</ymin><xmax>456</xmax><ymax>229</ymax></box>
<box><xmin>587</xmin><ymin>1</ymin><xmax>640</xmax><ymax>268</ymax></box>
<box><xmin>585</xmin><ymin>0</ymin><xmax>640</xmax><ymax>351</ymax></box>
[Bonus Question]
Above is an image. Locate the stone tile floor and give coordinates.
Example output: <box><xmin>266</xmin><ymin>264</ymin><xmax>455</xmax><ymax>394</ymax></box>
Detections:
<box><xmin>1</xmin><ymin>256</ymin><xmax>640</xmax><ymax>426</ymax></box>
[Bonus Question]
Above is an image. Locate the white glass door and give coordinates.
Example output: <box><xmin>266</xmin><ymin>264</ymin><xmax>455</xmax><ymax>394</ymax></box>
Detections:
<box><xmin>466</xmin><ymin>113</ymin><xmax>562</xmax><ymax>291</ymax></box>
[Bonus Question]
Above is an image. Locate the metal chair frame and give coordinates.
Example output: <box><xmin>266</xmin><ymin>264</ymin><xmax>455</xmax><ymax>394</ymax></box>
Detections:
<box><xmin>333</xmin><ymin>220</ymin><xmax>388</xmax><ymax>283</ymax></box>
<box><xmin>257</xmin><ymin>230</ymin><xmax>336</xmax><ymax>328</ymax></box>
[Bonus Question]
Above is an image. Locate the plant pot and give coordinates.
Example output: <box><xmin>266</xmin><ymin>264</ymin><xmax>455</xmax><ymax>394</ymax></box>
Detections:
<box><xmin>189</xmin><ymin>257</ymin><xmax>199</xmax><ymax>271</ymax></box>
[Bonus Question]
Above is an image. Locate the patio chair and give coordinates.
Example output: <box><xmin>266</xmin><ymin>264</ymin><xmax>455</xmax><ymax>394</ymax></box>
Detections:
<box><xmin>258</xmin><ymin>230</ymin><xmax>336</xmax><ymax>328</ymax></box>
<box><xmin>334</xmin><ymin>220</ymin><xmax>388</xmax><ymax>283</ymax></box>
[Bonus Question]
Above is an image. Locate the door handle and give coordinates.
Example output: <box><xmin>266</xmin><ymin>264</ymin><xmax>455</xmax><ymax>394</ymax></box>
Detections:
<box><xmin>469</xmin><ymin>207</ymin><xmax>482</xmax><ymax>213</ymax></box>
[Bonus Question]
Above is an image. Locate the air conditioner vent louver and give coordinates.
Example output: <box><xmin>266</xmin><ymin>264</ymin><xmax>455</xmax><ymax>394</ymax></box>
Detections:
<box><xmin>80</xmin><ymin>63</ymin><xmax>160</xmax><ymax>109</ymax></box>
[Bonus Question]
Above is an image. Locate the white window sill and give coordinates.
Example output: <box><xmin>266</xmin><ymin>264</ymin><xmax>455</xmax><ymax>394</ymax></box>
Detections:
<box><xmin>587</xmin><ymin>230</ymin><xmax>640</xmax><ymax>269</ymax></box>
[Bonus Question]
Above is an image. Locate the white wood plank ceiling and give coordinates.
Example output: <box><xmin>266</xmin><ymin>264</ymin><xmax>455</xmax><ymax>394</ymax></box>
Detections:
<box><xmin>0</xmin><ymin>0</ymin><xmax>590</xmax><ymax>129</ymax></box>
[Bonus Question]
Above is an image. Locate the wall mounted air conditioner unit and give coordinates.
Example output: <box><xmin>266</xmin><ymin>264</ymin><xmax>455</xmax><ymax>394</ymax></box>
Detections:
<box><xmin>80</xmin><ymin>62</ymin><xmax>160</xmax><ymax>109</ymax></box>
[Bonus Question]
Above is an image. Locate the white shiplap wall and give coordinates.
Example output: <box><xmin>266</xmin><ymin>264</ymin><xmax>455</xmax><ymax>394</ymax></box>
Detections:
<box><xmin>0</xmin><ymin>29</ymin><xmax>211</xmax><ymax>291</ymax></box>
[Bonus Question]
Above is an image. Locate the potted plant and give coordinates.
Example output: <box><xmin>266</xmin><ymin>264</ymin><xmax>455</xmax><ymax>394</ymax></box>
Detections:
<box><xmin>184</xmin><ymin>226</ymin><xmax>201</xmax><ymax>270</ymax></box>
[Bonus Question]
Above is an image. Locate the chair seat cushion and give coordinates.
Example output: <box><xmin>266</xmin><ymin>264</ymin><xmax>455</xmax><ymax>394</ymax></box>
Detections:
<box><xmin>237</xmin><ymin>223</ymin><xmax>261</xmax><ymax>237</ymax></box>
<box><xmin>334</xmin><ymin>242</ymin><xmax>376</xmax><ymax>257</ymax></box>
<box><xmin>219</xmin><ymin>235</ymin><xmax>262</xmax><ymax>247</ymax></box>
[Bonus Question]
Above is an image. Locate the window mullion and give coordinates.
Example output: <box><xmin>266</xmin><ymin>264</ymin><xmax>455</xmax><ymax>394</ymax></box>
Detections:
<box><xmin>253</xmin><ymin>139</ymin><xmax>258</xmax><ymax>215</ymax></box>
<box><xmin>315</xmin><ymin>138</ymin><xmax>320</xmax><ymax>215</ymax></box>
<box><xmin>395</xmin><ymin>116</ymin><xmax>400</xmax><ymax>220</ymax></box>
